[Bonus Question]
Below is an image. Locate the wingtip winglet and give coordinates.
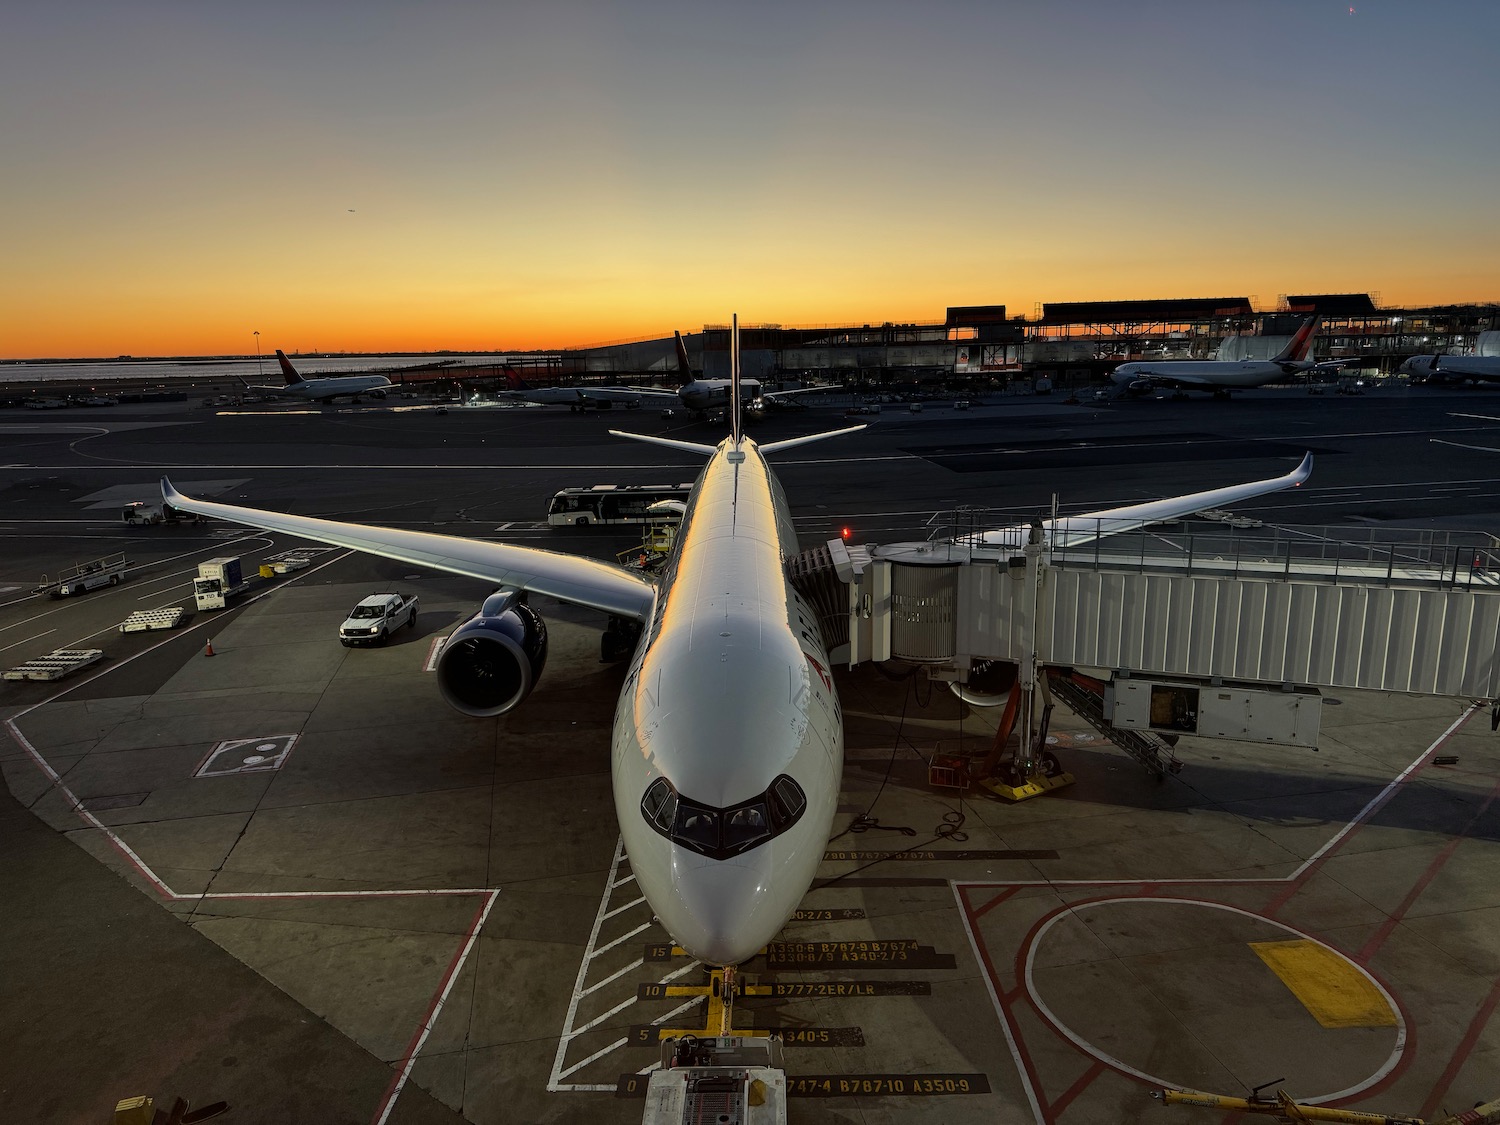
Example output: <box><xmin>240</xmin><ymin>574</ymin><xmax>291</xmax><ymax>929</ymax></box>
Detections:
<box><xmin>1293</xmin><ymin>451</ymin><xmax>1314</xmax><ymax>485</ymax></box>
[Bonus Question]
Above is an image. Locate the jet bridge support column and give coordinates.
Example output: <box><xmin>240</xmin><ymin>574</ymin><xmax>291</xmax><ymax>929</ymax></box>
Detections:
<box><xmin>976</xmin><ymin>541</ymin><xmax>1075</xmax><ymax>801</ymax></box>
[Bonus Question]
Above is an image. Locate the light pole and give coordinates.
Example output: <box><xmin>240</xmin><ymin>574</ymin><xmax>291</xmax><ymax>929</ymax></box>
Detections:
<box><xmin>254</xmin><ymin>330</ymin><xmax>263</xmax><ymax>379</ymax></box>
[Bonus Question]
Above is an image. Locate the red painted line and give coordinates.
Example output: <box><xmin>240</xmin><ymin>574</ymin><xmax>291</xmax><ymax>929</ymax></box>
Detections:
<box><xmin>973</xmin><ymin>885</ymin><xmax>1021</xmax><ymax>919</ymax></box>
<box><xmin>371</xmin><ymin>888</ymin><xmax>498</xmax><ymax>1125</ymax></box>
<box><xmin>1356</xmin><ymin>779</ymin><xmax>1500</xmax><ymax>964</ymax></box>
<box><xmin>1420</xmin><ymin>976</ymin><xmax>1500</xmax><ymax>1121</ymax></box>
<box><xmin>958</xmin><ymin>882</ymin><xmax>1053</xmax><ymax>1123</ymax></box>
<box><xmin>1263</xmin><ymin>710</ymin><xmax>1476</xmax><ymax>918</ymax></box>
<box><xmin>1047</xmin><ymin>1059</ymin><xmax>1105</xmax><ymax>1118</ymax></box>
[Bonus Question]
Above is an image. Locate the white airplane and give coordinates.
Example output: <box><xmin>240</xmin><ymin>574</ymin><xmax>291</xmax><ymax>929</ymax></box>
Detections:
<box><xmin>660</xmin><ymin>331</ymin><xmax>836</xmax><ymax>417</ymax></box>
<box><xmin>1401</xmin><ymin>353</ymin><xmax>1500</xmax><ymax>384</ymax></box>
<box><xmin>242</xmin><ymin>350</ymin><xmax>395</xmax><ymax>403</ymax></box>
<box><xmin>1110</xmin><ymin>317</ymin><xmax>1321</xmax><ymax>397</ymax></box>
<box><xmin>162</xmin><ymin>316</ymin><xmax>1314</xmax><ymax>967</ymax></box>
<box><xmin>498</xmin><ymin>369</ymin><xmax>653</xmax><ymax>411</ymax></box>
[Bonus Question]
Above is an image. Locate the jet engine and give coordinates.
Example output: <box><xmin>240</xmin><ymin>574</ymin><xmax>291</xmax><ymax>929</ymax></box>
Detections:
<box><xmin>436</xmin><ymin>590</ymin><xmax>548</xmax><ymax>717</ymax></box>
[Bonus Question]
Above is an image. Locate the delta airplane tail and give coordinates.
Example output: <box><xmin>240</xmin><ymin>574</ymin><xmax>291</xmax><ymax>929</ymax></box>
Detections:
<box><xmin>1273</xmin><ymin>317</ymin><xmax>1320</xmax><ymax>364</ymax></box>
<box><xmin>503</xmin><ymin>367</ymin><xmax>532</xmax><ymax>392</ymax></box>
<box><xmin>275</xmin><ymin>350</ymin><xmax>306</xmax><ymax>386</ymax></box>
<box><xmin>672</xmin><ymin>331</ymin><xmax>693</xmax><ymax>387</ymax></box>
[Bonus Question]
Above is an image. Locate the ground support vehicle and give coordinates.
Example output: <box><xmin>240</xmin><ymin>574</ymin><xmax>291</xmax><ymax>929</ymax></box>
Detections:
<box><xmin>194</xmin><ymin>557</ymin><xmax>249</xmax><ymax>611</ymax></box>
<box><xmin>121</xmin><ymin>501</ymin><xmax>204</xmax><ymax>526</ymax></box>
<box><xmin>338</xmin><ymin>592</ymin><xmax>419</xmax><ymax>646</ymax></box>
<box><xmin>35</xmin><ymin>554</ymin><xmax>129</xmax><ymax>599</ymax></box>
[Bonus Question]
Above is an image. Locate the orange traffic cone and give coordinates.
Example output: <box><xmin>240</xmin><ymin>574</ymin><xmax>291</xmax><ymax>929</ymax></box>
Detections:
<box><xmin>205</xmin><ymin>638</ymin><xmax>216</xmax><ymax>657</ymax></box>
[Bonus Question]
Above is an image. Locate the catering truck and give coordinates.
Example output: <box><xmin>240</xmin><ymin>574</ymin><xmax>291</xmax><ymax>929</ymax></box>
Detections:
<box><xmin>193</xmin><ymin>557</ymin><xmax>249</xmax><ymax>611</ymax></box>
<box><xmin>338</xmin><ymin>592</ymin><xmax>420</xmax><ymax>646</ymax></box>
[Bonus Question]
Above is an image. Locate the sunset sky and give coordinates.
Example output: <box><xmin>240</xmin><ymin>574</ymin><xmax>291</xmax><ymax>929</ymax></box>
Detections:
<box><xmin>3</xmin><ymin>1</ymin><xmax>1498</xmax><ymax>358</ymax></box>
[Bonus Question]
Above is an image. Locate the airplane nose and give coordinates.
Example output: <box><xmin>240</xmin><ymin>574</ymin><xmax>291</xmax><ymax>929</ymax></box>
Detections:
<box><xmin>667</xmin><ymin>851</ymin><xmax>777</xmax><ymax>966</ymax></box>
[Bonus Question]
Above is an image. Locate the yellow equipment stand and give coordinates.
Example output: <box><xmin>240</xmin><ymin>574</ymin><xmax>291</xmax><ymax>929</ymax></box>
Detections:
<box><xmin>978</xmin><ymin>770</ymin><xmax>1075</xmax><ymax>802</ymax></box>
<box><xmin>638</xmin><ymin>963</ymin><xmax>780</xmax><ymax>1042</ymax></box>
<box><xmin>1155</xmin><ymin>1085</ymin><xmax>1500</xmax><ymax>1125</ymax></box>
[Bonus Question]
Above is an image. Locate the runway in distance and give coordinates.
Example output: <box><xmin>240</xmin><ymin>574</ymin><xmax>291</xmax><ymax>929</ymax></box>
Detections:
<box><xmin>1110</xmin><ymin>316</ymin><xmax>1321</xmax><ymax>397</ymax></box>
<box><xmin>240</xmin><ymin>350</ymin><xmax>395</xmax><ymax>403</ymax></box>
<box><xmin>163</xmin><ymin>316</ymin><xmax>1315</xmax><ymax>967</ymax></box>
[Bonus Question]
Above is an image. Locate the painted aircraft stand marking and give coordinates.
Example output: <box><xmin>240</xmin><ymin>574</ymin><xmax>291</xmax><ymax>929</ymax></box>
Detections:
<box><xmin>194</xmin><ymin>734</ymin><xmax>299</xmax><ymax>777</ymax></box>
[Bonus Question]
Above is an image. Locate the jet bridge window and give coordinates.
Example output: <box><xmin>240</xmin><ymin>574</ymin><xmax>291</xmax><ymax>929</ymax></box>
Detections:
<box><xmin>640</xmin><ymin>774</ymin><xmax>806</xmax><ymax>860</ymax></box>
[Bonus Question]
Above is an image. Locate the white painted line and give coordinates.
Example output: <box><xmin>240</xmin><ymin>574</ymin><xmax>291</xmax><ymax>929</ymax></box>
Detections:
<box><xmin>602</xmin><ymin>895</ymin><xmax>646</xmax><ymax>920</ymax></box>
<box><xmin>0</xmin><ymin>628</ymin><xmax>56</xmax><ymax>653</ymax></box>
<box><xmin>579</xmin><ymin>957</ymin><xmax>645</xmax><ymax>998</ymax></box>
<box><xmin>423</xmin><ymin>634</ymin><xmax>448</xmax><ymax>672</ymax></box>
<box><xmin>569</xmin><ymin>994</ymin><xmax>639</xmax><ymax>1037</ymax></box>
<box><xmin>549</xmin><ymin>837</ymin><xmax>631</xmax><ymax>1092</ymax></box>
<box><xmin>371</xmin><ymin>888</ymin><xmax>499</xmax><ymax>1125</ymax></box>
<box><xmin>588</xmin><ymin>921</ymin><xmax>652</xmax><ymax>960</ymax></box>
<box><xmin>610</xmin><ymin>873</ymin><xmax>636</xmax><ymax>890</ymax></box>
<box><xmin>556</xmin><ymin>1036</ymin><xmax>629</xmax><ymax>1081</ymax></box>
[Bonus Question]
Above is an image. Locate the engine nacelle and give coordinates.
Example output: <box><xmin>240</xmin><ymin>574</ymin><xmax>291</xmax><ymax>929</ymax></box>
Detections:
<box><xmin>436</xmin><ymin>591</ymin><xmax>548</xmax><ymax>717</ymax></box>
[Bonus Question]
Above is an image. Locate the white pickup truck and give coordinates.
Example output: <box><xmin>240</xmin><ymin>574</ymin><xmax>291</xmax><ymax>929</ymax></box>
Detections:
<box><xmin>338</xmin><ymin>592</ymin><xmax>419</xmax><ymax>647</ymax></box>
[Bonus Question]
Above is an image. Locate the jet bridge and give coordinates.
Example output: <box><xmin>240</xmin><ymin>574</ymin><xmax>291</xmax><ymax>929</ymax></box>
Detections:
<box><xmin>795</xmin><ymin>522</ymin><xmax>1500</xmax><ymax>764</ymax></box>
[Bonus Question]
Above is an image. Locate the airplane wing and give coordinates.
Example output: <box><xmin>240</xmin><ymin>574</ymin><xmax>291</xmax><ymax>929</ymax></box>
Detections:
<box><xmin>583</xmin><ymin>387</ymin><xmax>680</xmax><ymax>404</ymax></box>
<box><xmin>762</xmin><ymin>385</ymin><xmax>841</xmax><ymax>401</ymax></box>
<box><xmin>1127</xmin><ymin>371</ymin><xmax>1221</xmax><ymax>391</ymax></box>
<box><xmin>977</xmin><ymin>453</ymin><xmax>1313</xmax><ymax>548</ymax></box>
<box><xmin>160</xmin><ymin>479</ymin><xmax>658</xmax><ymax>621</ymax></box>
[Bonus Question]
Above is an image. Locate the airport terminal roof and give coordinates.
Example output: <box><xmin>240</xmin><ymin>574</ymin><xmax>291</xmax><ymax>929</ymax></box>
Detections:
<box><xmin>1039</xmin><ymin>297</ymin><xmax>1253</xmax><ymax>324</ymax></box>
<box><xmin>1283</xmin><ymin>293</ymin><xmax>1381</xmax><ymax>317</ymax></box>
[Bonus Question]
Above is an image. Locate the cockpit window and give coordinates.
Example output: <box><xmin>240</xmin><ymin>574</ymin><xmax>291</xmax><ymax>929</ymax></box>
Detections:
<box><xmin>723</xmin><ymin>804</ymin><xmax>770</xmax><ymax>850</ymax></box>
<box><xmin>642</xmin><ymin>777</ymin><xmax>677</xmax><ymax>832</ymax></box>
<box><xmin>640</xmin><ymin>774</ymin><xmax>805</xmax><ymax>860</ymax></box>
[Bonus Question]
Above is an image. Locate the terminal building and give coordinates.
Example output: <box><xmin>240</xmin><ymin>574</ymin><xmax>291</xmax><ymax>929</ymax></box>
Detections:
<box><xmin>409</xmin><ymin>293</ymin><xmax>1500</xmax><ymax>392</ymax></box>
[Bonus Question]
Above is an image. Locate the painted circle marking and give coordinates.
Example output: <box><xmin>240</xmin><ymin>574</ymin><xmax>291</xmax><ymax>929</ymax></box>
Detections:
<box><xmin>243</xmin><ymin>755</ymin><xmax>266</xmax><ymax>765</ymax></box>
<box><xmin>1022</xmin><ymin>897</ymin><xmax>1405</xmax><ymax>1104</ymax></box>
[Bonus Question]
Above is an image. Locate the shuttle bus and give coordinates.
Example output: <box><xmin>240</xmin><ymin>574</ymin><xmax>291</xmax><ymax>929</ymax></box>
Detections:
<box><xmin>546</xmin><ymin>483</ymin><xmax>694</xmax><ymax>527</ymax></box>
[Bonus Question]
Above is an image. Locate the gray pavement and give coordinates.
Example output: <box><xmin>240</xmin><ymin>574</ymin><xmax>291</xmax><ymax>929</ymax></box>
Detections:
<box><xmin>3</xmin><ymin>388</ymin><xmax>1500</xmax><ymax>1123</ymax></box>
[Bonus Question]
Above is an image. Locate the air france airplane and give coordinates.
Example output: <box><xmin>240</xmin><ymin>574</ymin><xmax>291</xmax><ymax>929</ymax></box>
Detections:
<box><xmin>1111</xmin><ymin>317</ymin><xmax>1321</xmax><ymax>397</ymax></box>
<box><xmin>164</xmin><ymin>316</ymin><xmax>1313</xmax><ymax>967</ymax></box>
<box><xmin>242</xmin><ymin>350</ymin><xmax>395</xmax><ymax>403</ymax></box>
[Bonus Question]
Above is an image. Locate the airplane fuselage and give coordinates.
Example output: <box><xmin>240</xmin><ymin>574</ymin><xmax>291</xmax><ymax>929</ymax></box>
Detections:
<box><xmin>1110</xmin><ymin>360</ymin><xmax>1301</xmax><ymax>391</ymax></box>
<box><xmin>251</xmin><ymin>374</ymin><xmax>394</xmax><ymax>402</ymax></box>
<box><xmin>1401</xmin><ymin>355</ymin><xmax>1500</xmax><ymax>383</ymax></box>
<box><xmin>611</xmin><ymin>438</ymin><xmax>841</xmax><ymax>966</ymax></box>
<box><xmin>678</xmin><ymin>378</ymin><xmax>763</xmax><ymax>412</ymax></box>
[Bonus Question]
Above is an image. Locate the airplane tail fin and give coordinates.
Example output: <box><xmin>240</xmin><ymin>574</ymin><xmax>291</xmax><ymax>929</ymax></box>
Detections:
<box><xmin>275</xmin><ymin>349</ymin><xmax>306</xmax><ymax>385</ymax></box>
<box><xmin>1274</xmin><ymin>317</ymin><xmax>1319</xmax><ymax>363</ymax></box>
<box><xmin>672</xmin><ymin>331</ymin><xmax>693</xmax><ymax>387</ymax></box>
<box><xmin>730</xmin><ymin>314</ymin><xmax>742</xmax><ymax>447</ymax></box>
<box><xmin>502</xmin><ymin>367</ymin><xmax>531</xmax><ymax>392</ymax></box>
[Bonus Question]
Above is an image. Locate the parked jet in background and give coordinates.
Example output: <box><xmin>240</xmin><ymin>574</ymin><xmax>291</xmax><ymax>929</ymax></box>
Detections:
<box><xmin>242</xmin><ymin>351</ymin><xmax>394</xmax><ymax>403</ymax></box>
<box><xmin>163</xmin><ymin>316</ymin><xmax>1313</xmax><ymax>968</ymax></box>
<box><xmin>1111</xmin><ymin>317</ymin><xmax>1321</xmax><ymax>397</ymax></box>
<box><xmin>667</xmin><ymin>330</ymin><xmax>836</xmax><ymax>416</ymax></box>
<box><xmin>1401</xmin><ymin>353</ymin><xmax>1500</xmax><ymax>384</ymax></box>
<box><xmin>499</xmin><ymin>369</ymin><xmax>656</xmax><ymax>411</ymax></box>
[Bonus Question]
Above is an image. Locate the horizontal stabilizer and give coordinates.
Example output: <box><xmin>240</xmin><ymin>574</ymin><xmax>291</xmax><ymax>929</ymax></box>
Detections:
<box><xmin>607</xmin><ymin>430</ymin><xmax>719</xmax><ymax>456</ymax></box>
<box><xmin>759</xmin><ymin>424</ymin><xmax>868</xmax><ymax>454</ymax></box>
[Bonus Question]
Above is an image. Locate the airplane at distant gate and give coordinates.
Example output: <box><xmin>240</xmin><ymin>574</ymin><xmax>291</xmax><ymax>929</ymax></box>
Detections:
<box><xmin>241</xmin><ymin>350</ymin><xmax>394</xmax><ymax>403</ymax></box>
<box><xmin>1110</xmin><ymin>317</ymin><xmax>1322</xmax><ymax>397</ymax></box>
<box><xmin>163</xmin><ymin>315</ymin><xmax>1314</xmax><ymax>968</ymax></box>
<box><xmin>1400</xmin><ymin>353</ymin><xmax>1500</xmax><ymax>384</ymax></box>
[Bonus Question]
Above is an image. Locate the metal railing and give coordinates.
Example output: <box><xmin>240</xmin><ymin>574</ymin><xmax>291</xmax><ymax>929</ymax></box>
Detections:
<box><xmin>939</xmin><ymin>518</ymin><xmax>1500</xmax><ymax>591</ymax></box>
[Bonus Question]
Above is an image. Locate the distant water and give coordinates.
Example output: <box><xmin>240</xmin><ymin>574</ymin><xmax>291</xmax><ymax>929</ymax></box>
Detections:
<box><xmin>0</xmin><ymin>354</ymin><xmax>519</xmax><ymax>386</ymax></box>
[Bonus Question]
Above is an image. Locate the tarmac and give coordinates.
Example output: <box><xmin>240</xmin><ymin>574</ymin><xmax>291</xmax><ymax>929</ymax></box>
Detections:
<box><xmin>2</xmin><ymin>385</ymin><xmax>1499</xmax><ymax>1124</ymax></box>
